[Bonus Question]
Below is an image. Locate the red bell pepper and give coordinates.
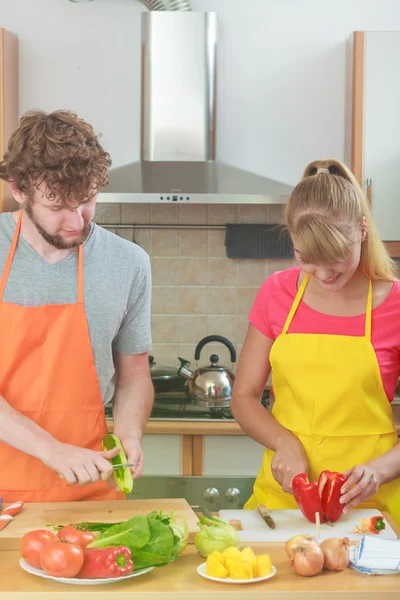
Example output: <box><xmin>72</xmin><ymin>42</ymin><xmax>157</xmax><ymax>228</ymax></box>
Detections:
<box><xmin>318</xmin><ymin>470</ymin><xmax>347</xmax><ymax>523</ymax></box>
<box><xmin>292</xmin><ymin>470</ymin><xmax>347</xmax><ymax>524</ymax></box>
<box><xmin>353</xmin><ymin>516</ymin><xmax>386</xmax><ymax>535</ymax></box>
<box><xmin>78</xmin><ymin>546</ymin><xmax>134</xmax><ymax>579</ymax></box>
<box><xmin>292</xmin><ymin>473</ymin><xmax>325</xmax><ymax>523</ymax></box>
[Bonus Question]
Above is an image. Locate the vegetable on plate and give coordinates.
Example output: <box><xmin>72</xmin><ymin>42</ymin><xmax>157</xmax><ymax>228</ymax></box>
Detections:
<box><xmin>40</xmin><ymin>540</ymin><xmax>84</xmax><ymax>578</ymax></box>
<box><xmin>206</xmin><ymin>546</ymin><xmax>273</xmax><ymax>580</ymax></box>
<box><xmin>78</xmin><ymin>546</ymin><xmax>133</xmax><ymax>579</ymax></box>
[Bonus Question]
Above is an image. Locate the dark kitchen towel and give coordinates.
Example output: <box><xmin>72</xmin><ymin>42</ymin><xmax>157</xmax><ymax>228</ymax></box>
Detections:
<box><xmin>225</xmin><ymin>224</ymin><xmax>294</xmax><ymax>259</ymax></box>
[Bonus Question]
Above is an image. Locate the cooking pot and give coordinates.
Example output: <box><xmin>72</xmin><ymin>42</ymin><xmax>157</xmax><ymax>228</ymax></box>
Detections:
<box><xmin>177</xmin><ymin>335</ymin><xmax>236</xmax><ymax>407</ymax></box>
<box><xmin>148</xmin><ymin>355</ymin><xmax>186</xmax><ymax>394</ymax></box>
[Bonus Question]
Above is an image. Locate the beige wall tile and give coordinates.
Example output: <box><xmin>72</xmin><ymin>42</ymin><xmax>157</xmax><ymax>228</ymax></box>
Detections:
<box><xmin>121</xmin><ymin>204</ymin><xmax>150</xmax><ymax>224</ymax></box>
<box><xmin>238</xmin><ymin>287</ymin><xmax>258</xmax><ymax>314</ymax></box>
<box><xmin>207</xmin><ymin>315</ymin><xmax>234</xmax><ymax>342</ymax></box>
<box><xmin>117</xmin><ymin>227</ymin><xmax>135</xmax><ymax>242</ymax></box>
<box><xmin>208</xmin><ymin>229</ymin><xmax>226</xmax><ymax>257</ymax></box>
<box><xmin>266</xmin><ymin>205</ymin><xmax>286</xmax><ymax>224</ymax></box>
<box><xmin>151</xmin><ymin>205</ymin><xmax>179</xmax><ymax>224</ymax></box>
<box><xmin>103</xmin><ymin>227</ymin><xmax>117</xmax><ymax>234</ymax></box>
<box><xmin>134</xmin><ymin>229</ymin><xmax>151</xmax><ymax>253</ymax></box>
<box><xmin>177</xmin><ymin>344</ymin><xmax>197</xmax><ymax>365</ymax></box>
<box><xmin>207</xmin><ymin>287</ymin><xmax>237</xmax><ymax>314</ymax></box>
<box><xmin>94</xmin><ymin>203</ymin><xmax>121</xmax><ymax>224</ymax></box>
<box><xmin>179</xmin><ymin>230</ymin><xmax>208</xmax><ymax>257</ymax></box>
<box><xmin>179</xmin><ymin>287</ymin><xmax>207</xmax><ymax>314</ymax></box>
<box><xmin>208</xmin><ymin>258</ymin><xmax>238</xmax><ymax>286</ymax></box>
<box><xmin>151</xmin><ymin>315</ymin><xmax>178</xmax><ymax>344</ymax></box>
<box><xmin>151</xmin><ymin>230</ymin><xmax>179</xmax><ymax>257</ymax></box>
<box><xmin>233</xmin><ymin>315</ymin><xmax>250</xmax><ymax>345</ymax></box>
<box><xmin>152</xmin><ymin>286</ymin><xmax>178</xmax><ymax>314</ymax></box>
<box><xmin>179</xmin><ymin>205</ymin><xmax>208</xmax><ymax>225</ymax></box>
<box><xmin>238</xmin><ymin>259</ymin><xmax>267</xmax><ymax>286</ymax></box>
<box><xmin>152</xmin><ymin>258</ymin><xmax>179</xmax><ymax>286</ymax></box>
<box><xmin>238</xmin><ymin>205</ymin><xmax>268</xmax><ymax>224</ymax></box>
<box><xmin>266</xmin><ymin>258</ymin><xmax>296</xmax><ymax>276</ymax></box>
<box><xmin>178</xmin><ymin>315</ymin><xmax>208</xmax><ymax>343</ymax></box>
<box><xmin>151</xmin><ymin>344</ymin><xmax>179</xmax><ymax>366</ymax></box>
<box><xmin>209</xmin><ymin>205</ymin><xmax>238</xmax><ymax>225</ymax></box>
<box><xmin>180</xmin><ymin>258</ymin><xmax>208</xmax><ymax>286</ymax></box>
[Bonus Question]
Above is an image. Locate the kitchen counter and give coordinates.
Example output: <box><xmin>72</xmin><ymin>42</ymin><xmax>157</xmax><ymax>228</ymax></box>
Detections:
<box><xmin>107</xmin><ymin>400</ymin><xmax>400</xmax><ymax>435</ymax></box>
<box><xmin>1</xmin><ymin>540</ymin><xmax>400</xmax><ymax>598</ymax></box>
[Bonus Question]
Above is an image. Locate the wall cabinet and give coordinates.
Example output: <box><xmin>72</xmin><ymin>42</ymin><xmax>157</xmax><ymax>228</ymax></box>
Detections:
<box><xmin>0</xmin><ymin>29</ymin><xmax>18</xmax><ymax>213</ymax></box>
<box><xmin>352</xmin><ymin>31</ymin><xmax>400</xmax><ymax>246</ymax></box>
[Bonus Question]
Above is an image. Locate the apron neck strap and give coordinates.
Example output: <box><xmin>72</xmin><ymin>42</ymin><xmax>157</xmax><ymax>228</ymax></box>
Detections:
<box><xmin>0</xmin><ymin>211</ymin><xmax>23</xmax><ymax>301</ymax></box>
<box><xmin>0</xmin><ymin>210</ymin><xmax>85</xmax><ymax>304</ymax></box>
<box><xmin>282</xmin><ymin>272</ymin><xmax>373</xmax><ymax>340</ymax></box>
<box><xmin>282</xmin><ymin>273</ymin><xmax>310</xmax><ymax>334</ymax></box>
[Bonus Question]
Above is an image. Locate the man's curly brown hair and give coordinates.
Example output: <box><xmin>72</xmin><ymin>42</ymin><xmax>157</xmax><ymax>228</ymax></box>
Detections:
<box><xmin>0</xmin><ymin>109</ymin><xmax>112</xmax><ymax>206</ymax></box>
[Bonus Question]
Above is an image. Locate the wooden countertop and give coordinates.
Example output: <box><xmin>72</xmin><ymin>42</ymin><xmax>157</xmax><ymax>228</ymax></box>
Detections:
<box><xmin>108</xmin><ymin>403</ymin><xmax>400</xmax><ymax>435</ymax></box>
<box><xmin>2</xmin><ymin>542</ymin><xmax>400</xmax><ymax>598</ymax></box>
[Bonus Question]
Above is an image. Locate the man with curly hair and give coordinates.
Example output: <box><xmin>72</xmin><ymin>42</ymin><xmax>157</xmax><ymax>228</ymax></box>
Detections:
<box><xmin>0</xmin><ymin>109</ymin><xmax>153</xmax><ymax>502</ymax></box>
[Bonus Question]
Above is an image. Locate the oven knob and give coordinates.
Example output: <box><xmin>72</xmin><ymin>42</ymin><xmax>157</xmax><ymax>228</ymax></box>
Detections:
<box><xmin>225</xmin><ymin>487</ymin><xmax>240</xmax><ymax>503</ymax></box>
<box><xmin>204</xmin><ymin>487</ymin><xmax>219</xmax><ymax>502</ymax></box>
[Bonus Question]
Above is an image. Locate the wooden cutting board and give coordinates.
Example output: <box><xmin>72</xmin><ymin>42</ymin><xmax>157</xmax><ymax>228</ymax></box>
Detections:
<box><xmin>0</xmin><ymin>498</ymin><xmax>199</xmax><ymax>550</ymax></box>
<box><xmin>219</xmin><ymin>509</ymin><xmax>399</xmax><ymax>543</ymax></box>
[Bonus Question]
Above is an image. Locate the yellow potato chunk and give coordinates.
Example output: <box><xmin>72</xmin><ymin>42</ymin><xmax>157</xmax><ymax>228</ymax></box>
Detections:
<box><xmin>255</xmin><ymin>554</ymin><xmax>273</xmax><ymax>578</ymax></box>
<box><xmin>228</xmin><ymin>560</ymin><xmax>253</xmax><ymax>580</ymax></box>
<box><xmin>222</xmin><ymin>546</ymin><xmax>242</xmax><ymax>560</ymax></box>
<box><xmin>207</xmin><ymin>551</ymin><xmax>225</xmax><ymax>566</ymax></box>
<box><xmin>241</xmin><ymin>547</ymin><xmax>257</xmax><ymax>567</ymax></box>
<box><xmin>206</xmin><ymin>559</ymin><xmax>229</xmax><ymax>579</ymax></box>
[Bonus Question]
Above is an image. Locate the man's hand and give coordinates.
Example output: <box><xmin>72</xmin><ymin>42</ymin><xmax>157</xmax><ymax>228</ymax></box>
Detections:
<box><xmin>121</xmin><ymin>436</ymin><xmax>144</xmax><ymax>480</ymax></box>
<box><xmin>40</xmin><ymin>441</ymin><xmax>120</xmax><ymax>486</ymax></box>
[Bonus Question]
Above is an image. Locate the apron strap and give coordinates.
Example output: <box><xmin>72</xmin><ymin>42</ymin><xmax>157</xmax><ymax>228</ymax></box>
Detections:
<box><xmin>0</xmin><ymin>211</ymin><xmax>23</xmax><ymax>301</ymax></box>
<box><xmin>282</xmin><ymin>273</ymin><xmax>310</xmax><ymax>334</ymax></box>
<box><xmin>77</xmin><ymin>245</ymin><xmax>84</xmax><ymax>304</ymax></box>
<box><xmin>365</xmin><ymin>280</ymin><xmax>373</xmax><ymax>341</ymax></box>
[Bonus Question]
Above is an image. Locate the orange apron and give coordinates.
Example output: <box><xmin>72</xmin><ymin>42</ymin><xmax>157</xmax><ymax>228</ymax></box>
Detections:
<box><xmin>0</xmin><ymin>211</ymin><xmax>123</xmax><ymax>502</ymax></box>
<box><xmin>245</xmin><ymin>273</ymin><xmax>400</xmax><ymax>526</ymax></box>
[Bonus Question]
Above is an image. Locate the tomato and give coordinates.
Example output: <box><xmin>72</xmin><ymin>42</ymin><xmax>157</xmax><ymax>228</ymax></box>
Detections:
<box><xmin>40</xmin><ymin>541</ymin><xmax>84</xmax><ymax>578</ymax></box>
<box><xmin>57</xmin><ymin>526</ymin><xmax>96</xmax><ymax>548</ymax></box>
<box><xmin>20</xmin><ymin>529</ymin><xmax>58</xmax><ymax>569</ymax></box>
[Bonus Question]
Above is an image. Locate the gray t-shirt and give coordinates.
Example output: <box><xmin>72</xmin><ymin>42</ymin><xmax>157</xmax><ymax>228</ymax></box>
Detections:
<box><xmin>0</xmin><ymin>212</ymin><xmax>152</xmax><ymax>405</ymax></box>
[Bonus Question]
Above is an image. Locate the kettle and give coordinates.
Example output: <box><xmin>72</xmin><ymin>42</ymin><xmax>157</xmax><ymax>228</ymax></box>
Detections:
<box><xmin>178</xmin><ymin>335</ymin><xmax>236</xmax><ymax>407</ymax></box>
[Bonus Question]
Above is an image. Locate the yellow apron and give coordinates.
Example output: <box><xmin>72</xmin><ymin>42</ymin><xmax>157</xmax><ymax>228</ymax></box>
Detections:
<box><xmin>245</xmin><ymin>274</ymin><xmax>400</xmax><ymax>526</ymax></box>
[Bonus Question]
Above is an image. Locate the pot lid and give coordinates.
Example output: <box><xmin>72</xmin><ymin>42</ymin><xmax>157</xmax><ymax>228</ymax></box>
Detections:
<box><xmin>149</xmin><ymin>356</ymin><xmax>180</xmax><ymax>380</ymax></box>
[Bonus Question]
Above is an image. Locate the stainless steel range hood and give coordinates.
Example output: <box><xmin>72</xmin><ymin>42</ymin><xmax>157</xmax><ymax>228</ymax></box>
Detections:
<box><xmin>98</xmin><ymin>11</ymin><xmax>292</xmax><ymax>205</ymax></box>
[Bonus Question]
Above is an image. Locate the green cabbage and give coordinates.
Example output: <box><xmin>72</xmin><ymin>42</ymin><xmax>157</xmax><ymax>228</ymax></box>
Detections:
<box><xmin>194</xmin><ymin>516</ymin><xmax>240</xmax><ymax>558</ymax></box>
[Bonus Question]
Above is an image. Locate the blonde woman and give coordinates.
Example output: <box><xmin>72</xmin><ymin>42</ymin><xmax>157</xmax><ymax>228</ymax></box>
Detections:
<box><xmin>231</xmin><ymin>159</ymin><xmax>400</xmax><ymax>526</ymax></box>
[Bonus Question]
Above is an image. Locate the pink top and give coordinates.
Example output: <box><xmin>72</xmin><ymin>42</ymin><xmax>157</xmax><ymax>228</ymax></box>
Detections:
<box><xmin>249</xmin><ymin>267</ymin><xmax>400</xmax><ymax>402</ymax></box>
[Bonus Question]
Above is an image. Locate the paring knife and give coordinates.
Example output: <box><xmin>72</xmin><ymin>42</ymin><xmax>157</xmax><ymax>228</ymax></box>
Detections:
<box><xmin>257</xmin><ymin>504</ymin><xmax>276</xmax><ymax>529</ymax></box>
<box><xmin>112</xmin><ymin>463</ymin><xmax>135</xmax><ymax>470</ymax></box>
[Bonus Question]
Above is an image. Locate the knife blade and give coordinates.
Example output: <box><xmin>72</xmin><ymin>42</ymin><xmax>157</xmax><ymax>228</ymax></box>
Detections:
<box><xmin>112</xmin><ymin>463</ymin><xmax>135</xmax><ymax>470</ymax></box>
<box><xmin>257</xmin><ymin>504</ymin><xmax>276</xmax><ymax>529</ymax></box>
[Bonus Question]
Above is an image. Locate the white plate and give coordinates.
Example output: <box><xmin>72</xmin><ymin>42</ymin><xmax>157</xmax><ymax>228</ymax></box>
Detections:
<box><xmin>197</xmin><ymin>561</ymin><xmax>277</xmax><ymax>584</ymax></box>
<box><xmin>19</xmin><ymin>558</ymin><xmax>153</xmax><ymax>585</ymax></box>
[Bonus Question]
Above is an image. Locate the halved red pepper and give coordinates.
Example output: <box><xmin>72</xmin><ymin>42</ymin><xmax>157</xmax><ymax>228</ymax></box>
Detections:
<box><xmin>292</xmin><ymin>470</ymin><xmax>347</xmax><ymax>524</ymax></box>
<box><xmin>78</xmin><ymin>546</ymin><xmax>134</xmax><ymax>579</ymax></box>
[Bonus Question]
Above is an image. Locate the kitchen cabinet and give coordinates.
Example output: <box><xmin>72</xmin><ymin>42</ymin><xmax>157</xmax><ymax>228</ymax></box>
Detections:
<box><xmin>203</xmin><ymin>435</ymin><xmax>264</xmax><ymax>477</ymax></box>
<box><xmin>352</xmin><ymin>31</ymin><xmax>400</xmax><ymax>247</ymax></box>
<box><xmin>0</xmin><ymin>29</ymin><xmax>18</xmax><ymax>213</ymax></box>
<box><xmin>142</xmin><ymin>433</ymin><xmax>186</xmax><ymax>476</ymax></box>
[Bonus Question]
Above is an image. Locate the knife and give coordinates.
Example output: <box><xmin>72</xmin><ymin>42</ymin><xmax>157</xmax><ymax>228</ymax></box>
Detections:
<box><xmin>112</xmin><ymin>463</ymin><xmax>135</xmax><ymax>470</ymax></box>
<box><xmin>257</xmin><ymin>504</ymin><xmax>276</xmax><ymax>529</ymax></box>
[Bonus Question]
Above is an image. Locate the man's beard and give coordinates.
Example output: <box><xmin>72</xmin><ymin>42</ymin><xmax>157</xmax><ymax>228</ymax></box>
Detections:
<box><xmin>25</xmin><ymin>203</ymin><xmax>92</xmax><ymax>250</ymax></box>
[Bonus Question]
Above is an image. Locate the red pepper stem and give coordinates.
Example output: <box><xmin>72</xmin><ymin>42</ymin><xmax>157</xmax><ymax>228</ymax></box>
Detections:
<box><xmin>116</xmin><ymin>554</ymin><xmax>128</xmax><ymax>567</ymax></box>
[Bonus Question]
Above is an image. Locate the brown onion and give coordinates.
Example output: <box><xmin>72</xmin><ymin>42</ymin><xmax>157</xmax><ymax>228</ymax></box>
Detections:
<box><xmin>291</xmin><ymin>544</ymin><xmax>324</xmax><ymax>577</ymax></box>
<box><xmin>285</xmin><ymin>534</ymin><xmax>319</xmax><ymax>559</ymax></box>
<box><xmin>320</xmin><ymin>538</ymin><xmax>350</xmax><ymax>571</ymax></box>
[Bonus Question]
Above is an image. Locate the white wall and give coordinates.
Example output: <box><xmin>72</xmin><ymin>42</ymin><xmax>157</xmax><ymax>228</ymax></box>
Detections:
<box><xmin>0</xmin><ymin>0</ymin><xmax>399</xmax><ymax>185</ymax></box>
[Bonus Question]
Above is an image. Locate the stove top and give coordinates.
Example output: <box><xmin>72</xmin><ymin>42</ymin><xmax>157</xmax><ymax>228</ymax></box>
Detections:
<box><xmin>105</xmin><ymin>390</ymin><xmax>270</xmax><ymax>421</ymax></box>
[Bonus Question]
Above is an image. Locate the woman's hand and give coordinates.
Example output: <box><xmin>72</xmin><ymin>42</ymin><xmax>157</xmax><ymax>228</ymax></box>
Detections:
<box><xmin>340</xmin><ymin>464</ymin><xmax>381</xmax><ymax>513</ymax></box>
<box><xmin>271</xmin><ymin>435</ymin><xmax>309</xmax><ymax>493</ymax></box>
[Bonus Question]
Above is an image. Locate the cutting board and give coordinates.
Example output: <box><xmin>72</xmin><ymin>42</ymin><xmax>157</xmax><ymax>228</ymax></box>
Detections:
<box><xmin>0</xmin><ymin>498</ymin><xmax>199</xmax><ymax>550</ymax></box>
<box><xmin>219</xmin><ymin>509</ymin><xmax>399</xmax><ymax>543</ymax></box>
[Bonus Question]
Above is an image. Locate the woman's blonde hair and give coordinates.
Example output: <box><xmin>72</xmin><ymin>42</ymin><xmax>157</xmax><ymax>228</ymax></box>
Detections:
<box><xmin>285</xmin><ymin>158</ymin><xmax>397</xmax><ymax>281</ymax></box>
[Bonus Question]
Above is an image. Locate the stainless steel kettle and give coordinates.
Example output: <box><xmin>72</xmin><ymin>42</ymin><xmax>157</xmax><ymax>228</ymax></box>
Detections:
<box><xmin>178</xmin><ymin>335</ymin><xmax>236</xmax><ymax>407</ymax></box>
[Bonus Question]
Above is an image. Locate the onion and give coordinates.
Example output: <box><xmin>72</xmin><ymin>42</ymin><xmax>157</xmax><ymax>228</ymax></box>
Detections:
<box><xmin>320</xmin><ymin>538</ymin><xmax>350</xmax><ymax>571</ymax></box>
<box><xmin>291</xmin><ymin>544</ymin><xmax>324</xmax><ymax>577</ymax></box>
<box><xmin>285</xmin><ymin>534</ymin><xmax>318</xmax><ymax>559</ymax></box>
